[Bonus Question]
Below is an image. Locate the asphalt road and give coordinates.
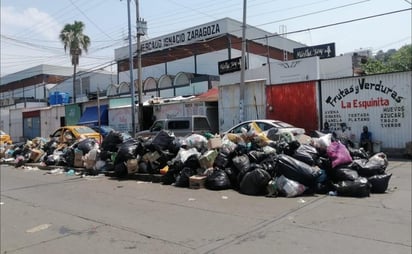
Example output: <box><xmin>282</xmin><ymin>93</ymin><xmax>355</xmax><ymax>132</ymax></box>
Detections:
<box><xmin>1</xmin><ymin>159</ymin><xmax>411</xmax><ymax>254</ymax></box>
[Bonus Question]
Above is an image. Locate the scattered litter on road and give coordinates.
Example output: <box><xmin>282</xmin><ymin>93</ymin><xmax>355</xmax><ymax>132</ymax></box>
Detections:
<box><xmin>26</xmin><ymin>223</ymin><xmax>52</xmax><ymax>233</ymax></box>
<box><xmin>46</xmin><ymin>168</ymin><xmax>65</xmax><ymax>175</ymax></box>
<box><xmin>23</xmin><ymin>166</ymin><xmax>39</xmax><ymax>171</ymax></box>
<box><xmin>297</xmin><ymin>198</ymin><xmax>306</xmax><ymax>203</ymax></box>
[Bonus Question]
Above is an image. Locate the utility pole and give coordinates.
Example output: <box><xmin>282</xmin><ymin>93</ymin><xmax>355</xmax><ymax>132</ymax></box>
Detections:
<box><xmin>239</xmin><ymin>0</ymin><xmax>247</xmax><ymax>123</ymax></box>
<box><xmin>126</xmin><ymin>0</ymin><xmax>136</xmax><ymax>137</ymax></box>
<box><xmin>135</xmin><ymin>0</ymin><xmax>147</xmax><ymax>132</ymax></box>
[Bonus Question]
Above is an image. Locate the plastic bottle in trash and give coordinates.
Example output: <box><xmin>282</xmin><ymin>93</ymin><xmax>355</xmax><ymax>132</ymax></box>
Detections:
<box><xmin>328</xmin><ymin>191</ymin><xmax>337</xmax><ymax>196</ymax></box>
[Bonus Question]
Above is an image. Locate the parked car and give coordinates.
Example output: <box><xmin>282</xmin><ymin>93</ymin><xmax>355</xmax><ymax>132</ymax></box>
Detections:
<box><xmin>136</xmin><ymin>115</ymin><xmax>212</xmax><ymax>138</ymax></box>
<box><xmin>223</xmin><ymin>119</ymin><xmax>305</xmax><ymax>136</ymax></box>
<box><xmin>0</xmin><ymin>130</ymin><xmax>12</xmax><ymax>145</ymax></box>
<box><xmin>49</xmin><ymin>126</ymin><xmax>102</xmax><ymax>144</ymax></box>
<box><xmin>91</xmin><ymin>125</ymin><xmax>132</xmax><ymax>140</ymax></box>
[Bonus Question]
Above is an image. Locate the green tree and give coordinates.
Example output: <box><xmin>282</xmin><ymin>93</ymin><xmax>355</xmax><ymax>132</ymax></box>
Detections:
<box><xmin>59</xmin><ymin>21</ymin><xmax>91</xmax><ymax>102</ymax></box>
<box><xmin>362</xmin><ymin>44</ymin><xmax>412</xmax><ymax>74</ymax></box>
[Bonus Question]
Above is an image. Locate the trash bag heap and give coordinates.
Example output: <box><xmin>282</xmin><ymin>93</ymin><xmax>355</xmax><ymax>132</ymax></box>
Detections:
<box><xmin>0</xmin><ymin>122</ymin><xmax>392</xmax><ymax>198</ymax></box>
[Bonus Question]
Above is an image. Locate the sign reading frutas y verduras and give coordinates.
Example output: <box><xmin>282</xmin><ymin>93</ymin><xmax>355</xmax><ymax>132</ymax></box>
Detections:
<box><xmin>321</xmin><ymin>72</ymin><xmax>411</xmax><ymax>149</ymax></box>
<box><xmin>293</xmin><ymin>43</ymin><xmax>335</xmax><ymax>59</ymax></box>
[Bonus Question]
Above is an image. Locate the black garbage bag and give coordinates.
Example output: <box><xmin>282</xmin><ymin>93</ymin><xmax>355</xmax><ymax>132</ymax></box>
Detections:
<box><xmin>101</xmin><ymin>131</ymin><xmax>125</xmax><ymax>152</ymax></box>
<box><xmin>183</xmin><ymin>153</ymin><xmax>201</xmax><ymax>170</ymax></box>
<box><xmin>161</xmin><ymin>160</ymin><xmax>183</xmax><ymax>185</ymax></box>
<box><xmin>351</xmin><ymin>153</ymin><xmax>388</xmax><ymax>177</ymax></box>
<box><xmin>347</xmin><ymin>147</ymin><xmax>369</xmax><ymax>160</ymax></box>
<box><xmin>315</xmin><ymin>180</ymin><xmax>334</xmax><ymax>194</ymax></box>
<box><xmin>205</xmin><ymin>168</ymin><xmax>232</xmax><ymax>190</ymax></box>
<box><xmin>75</xmin><ymin>138</ymin><xmax>97</xmax><ymax>154</ymax></box>
<box><xmin>224</xmin><ymin>167</ymin><xmax>240</xmax><ymax>190</ymax></box>
<box><xmin>259</xmin><ymin>154</ymin><xmax>277</xmax><ymax>177</ymax></box>
<box><xmin>43</xmin><ymin>139</ymin><xmax>58</xmax><ymax>155</ymax></box>
<box><xmin>332</xmin><ymin>165</ymin><xmax>359</xmax><ymax>181</ymax></box>
<box><xmin>63</xmin><ymin>148</ymin><xmax>75</xmax><ymax>167</ymax></box>
<box><xmin>114</xmin><ymin>162</ymin><xmax>128</xmax><ymax>178</ymax></box>
<box><xmin>239</xmin><ymin>165</ymin><xmax>271</xmax><ymax>196</ymax></box>
<box><xmin>368</xmin><ymin>173</ymin><xmax>392</xmax><ymax>193</ymax></box>
<box><xmin>247</xmin><ymin>150</ymin><xmax>268</xmax><ymax>163</ymax></box>
<box><xmin>275</xmin><ymin>154</ymin><xmax>322</xmax><ymax>187</ymax></box>
<box><xmin>214</xmin><ymin>151</ymin><xmax>231</xmax><ymax>168</ymax></box>
<box><xmin>174</xmin><ymin>167</ymin><xmax>197</xmax><ymax>187</ymax></box>
<box><xmin>292</xmin><ymin>144</ymin><xmax>319</xmax><ymax>166</ymax></box>
<box><xmin>333</xmin><ymin>177</ymin><xmax>371</xmax><ymax>198</ymax></box>
<box><xmin>232</xmin><ymin>154</ymin><xmax>251</xmax><ymax>172</ymax></box>
<box><xmin>114</xmin><ymin>139</ymin><xmax>141</xmax><ymax>165</ymax></box>
<box><xmin>151</xmin><ymin>130</ymin><xmax>176</xmax><ymax>151</ymax></box>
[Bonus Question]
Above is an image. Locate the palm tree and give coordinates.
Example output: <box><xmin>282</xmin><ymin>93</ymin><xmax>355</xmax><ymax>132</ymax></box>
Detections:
<box><xmin>59</xmin><ymin>21</ymin><xmax>90</xmax><ymax>103</ymax></box>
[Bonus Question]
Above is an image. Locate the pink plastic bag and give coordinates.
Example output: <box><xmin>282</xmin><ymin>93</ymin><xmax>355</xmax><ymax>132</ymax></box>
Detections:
<box><xmin>327</xmin><ymin>141</ymin><xmax>353</xmax><ymax>168</ymax></box>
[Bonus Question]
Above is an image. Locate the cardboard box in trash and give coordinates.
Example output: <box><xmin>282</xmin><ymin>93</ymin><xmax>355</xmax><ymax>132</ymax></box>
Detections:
<box><xmin>126</xmin><ymin>158</ymin><xmax>139</xmax><ymax>174</ymax></box>
<box><xmin>199</xmin><ymin>149</ymin><xmax>218</xmax><ymax>169</ymax></box>
<box><xmin>207</xmin><ymin>136</ymin><xmax>222</xmax><ymax>149</ymax></box>
<box><xmin>189</xmin><ymin>175</ymin><xmax>207</xmax><ymax>189</ymax></box>
<box><xmin>142</xmin><ymin>151</ymin><xmax>160</xmax><ymax>162</ymax></box>
<box><xmin>74</xmin><ymin>150</ymin><xmax>84</xmax><ymax>168</ymax></box>
<box><xmin>30</xmin><ymin>149</ymin><xmax>44</xmax><ymax>163</ymax></box>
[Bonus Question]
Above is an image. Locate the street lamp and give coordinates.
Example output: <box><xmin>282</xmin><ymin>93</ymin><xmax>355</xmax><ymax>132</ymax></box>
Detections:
<box><xmin>126</xmin><ymin>0</ymin><xmax>136</xmax><ymax>137</ymax></box>
<box><xmin>135</xmin><ymin>0</ymin><xmax>147</xmax><ymax>132</ymax></box>
<box><xmin>239</xmin><ymin>0</ymin><xmax>247</xmax><ymax>123</ymax></box>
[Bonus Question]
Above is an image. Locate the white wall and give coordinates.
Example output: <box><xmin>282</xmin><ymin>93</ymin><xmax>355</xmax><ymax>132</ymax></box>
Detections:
<box><xmin>9</xmin><ymin>108</ymin><xmax>23</xmax><ymax>142</ymax></box>
<box><xmin>40</xmin><ymin>105</ymin><xmax>65</xmax><ymax>138</ymax></box>
<box><xmin>320</xmin><ymin>54</ymin><xmax>353</xmax><ymax>79</ymax></box>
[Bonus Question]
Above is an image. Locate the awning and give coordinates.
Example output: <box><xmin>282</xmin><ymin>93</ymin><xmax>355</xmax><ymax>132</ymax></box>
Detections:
<box><xmin>78</xmin><ymin>105</ymin><xmax>108</xmax><ymax>126</ymax></box>
<box><xmin>191</xmin><ymin>87</ymin><xmax>218</xmax><ymax>102</ymax></box>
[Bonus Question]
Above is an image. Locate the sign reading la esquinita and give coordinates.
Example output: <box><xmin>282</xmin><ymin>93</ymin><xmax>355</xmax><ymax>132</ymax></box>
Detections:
<box><xmin>321</xmin><ymin>72</ymin><xmax>411</xmax><ymax>149</ymax></box>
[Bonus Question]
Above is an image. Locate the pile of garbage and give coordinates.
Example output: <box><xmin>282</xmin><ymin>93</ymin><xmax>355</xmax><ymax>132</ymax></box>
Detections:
<box><xmin>0</xmin><ymin>123</ymin><xmax>392</xmax><ymax>198</ymax></box>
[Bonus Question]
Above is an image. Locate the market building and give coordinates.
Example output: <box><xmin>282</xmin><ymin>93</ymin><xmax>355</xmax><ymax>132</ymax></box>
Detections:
<box><xmin>1</xmin><ymin>17</ymin><xmax>410</xmax><ymax>155</ymax></box>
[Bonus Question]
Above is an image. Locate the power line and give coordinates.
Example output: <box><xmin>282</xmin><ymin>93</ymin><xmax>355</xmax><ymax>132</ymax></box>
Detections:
<box><xmin>253</xmin><ymin>8</ymin><xmax>412</xmax><ymax>42</ymax></box>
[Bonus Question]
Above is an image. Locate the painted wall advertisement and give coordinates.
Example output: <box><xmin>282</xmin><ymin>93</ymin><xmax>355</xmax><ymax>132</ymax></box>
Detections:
<box><xmin>321</xmin><ymin>72</ymin><xmax>411</xmax><ymax>149</ymax></box>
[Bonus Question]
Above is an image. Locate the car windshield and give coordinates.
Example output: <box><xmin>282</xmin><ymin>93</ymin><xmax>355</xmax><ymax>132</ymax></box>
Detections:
<box><xmin>100</xmin><ymin>126</ymin><xmax>114</xmax><ymax>132</ymax></box>
<box><xmin>75</xmin><ymin>126</ymin><xmax>96</xmax><ymax>134</ymax></box>
<box><xmin>270</xmin><ymin>121</ymin><xmax>295</xmax><ymax>128</ymax></box>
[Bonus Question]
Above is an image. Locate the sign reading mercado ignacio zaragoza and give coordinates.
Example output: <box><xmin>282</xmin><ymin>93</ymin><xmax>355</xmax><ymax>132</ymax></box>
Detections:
<box><xmin>141</xmin><ymin>20</ymin><xmax>224</xmax><ymax>53</ymax></box>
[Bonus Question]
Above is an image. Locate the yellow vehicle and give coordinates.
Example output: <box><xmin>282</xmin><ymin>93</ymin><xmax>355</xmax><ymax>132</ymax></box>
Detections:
<box><xmin>0</xmin><ymin>130</ymin><xmax>12</xmax><ymax>145</ymax></box>
<box><xmin>49</xmin><ymin>126</ymin><xmax>102</xmax><ymax>144</ymax></box>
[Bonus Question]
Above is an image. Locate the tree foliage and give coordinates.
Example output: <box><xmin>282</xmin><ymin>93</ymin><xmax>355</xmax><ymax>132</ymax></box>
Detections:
<box><xmin>59</xmin><ymin>21</ymin><xmax>90</xmax><ymax>66</ymax></box>
<box><xmin>59</xmin><ymin>21</ymin><xmax>90</xmax><ymax>102</ymax></box>
<box><xmin>362</xmin><ymin>44</ymin><xmax>412</xmax><ymax>74</ymax></box>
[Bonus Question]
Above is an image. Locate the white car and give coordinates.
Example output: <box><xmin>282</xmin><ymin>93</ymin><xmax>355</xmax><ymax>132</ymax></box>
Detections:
<box><xmin>223</xmin><ymin>119</ymin><xmax>305</xmax><ymax>136</ymax></box>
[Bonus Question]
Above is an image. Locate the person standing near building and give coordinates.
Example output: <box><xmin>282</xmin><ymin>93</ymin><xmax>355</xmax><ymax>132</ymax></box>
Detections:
<box><xmin>335</xmin><ymin>122</ymin><xmax>354</xmax><ymax>147</ymax></box>
<box><xmin>360</xmin><ymin>125</ymin><xmax>372</xmax><ymax>152</ymax></box>
<box><xmin>321</xmin><ymin>122</ymin><xmax>332</xmax><ymax>134</ymax></box>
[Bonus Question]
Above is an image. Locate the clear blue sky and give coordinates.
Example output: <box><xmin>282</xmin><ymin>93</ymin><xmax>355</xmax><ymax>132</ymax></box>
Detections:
<box><xmin>1</xmin><ymin>0</ymin><xmax>411</xmax><ymax>76</ymax></box>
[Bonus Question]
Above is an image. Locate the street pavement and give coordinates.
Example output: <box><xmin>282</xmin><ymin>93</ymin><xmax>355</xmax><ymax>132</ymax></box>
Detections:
<box><xmin>0</xmin><ymin>159</ymin><xmax>411</xmax><ymax>254</ymax></box>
